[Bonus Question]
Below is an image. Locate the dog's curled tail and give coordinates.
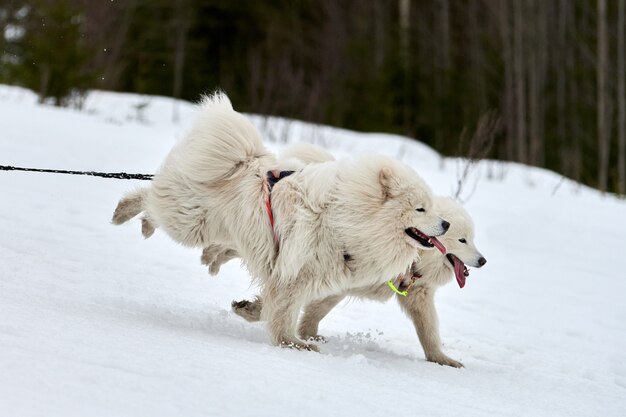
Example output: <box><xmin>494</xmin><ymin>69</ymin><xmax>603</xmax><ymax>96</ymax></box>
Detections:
<box><xmin>179</xmin><ymin>90</ymin><xmax>272</xmax><ymax>183</ymax></box>
<box><xmin>112</xmin><ymin>188</ymin><xmax>155</xmax><ymax>238</ymax></box>
<box><xmin>198</xmin><ymin>90</ymin><xmax>233</xmax><ymax>111</ymax></box>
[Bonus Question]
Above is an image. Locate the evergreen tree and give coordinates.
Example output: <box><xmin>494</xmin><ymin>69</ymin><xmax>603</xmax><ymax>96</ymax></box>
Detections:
<box><xmin>6</xmin><ymin>0</ymin><xmax>95</xmax><ymax>105</ymax></box>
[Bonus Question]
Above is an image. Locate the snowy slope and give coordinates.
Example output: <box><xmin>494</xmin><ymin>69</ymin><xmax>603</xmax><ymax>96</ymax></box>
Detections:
<box><xmin>0</xmin><ymin>84</ymin><xmax>625</xmax><ymax>417</ymax></box>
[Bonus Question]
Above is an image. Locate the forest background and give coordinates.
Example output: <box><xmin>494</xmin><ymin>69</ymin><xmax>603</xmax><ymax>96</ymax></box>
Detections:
<box><xmin>1</xmin><ymin>0</ymin><xmax>625</xmax><ymax>194</ymax></box>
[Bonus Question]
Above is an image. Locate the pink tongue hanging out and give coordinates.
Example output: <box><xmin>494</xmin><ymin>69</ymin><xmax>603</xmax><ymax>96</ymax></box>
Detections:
<box><xmin>429</xmin><ymin>236</ymin><xmax>446</xmax><ymax>255</ymax></box>
<box><xmin>451</xmin><ymin>255</ymin><xmax>467</xmax><ymax>288</ymax></box>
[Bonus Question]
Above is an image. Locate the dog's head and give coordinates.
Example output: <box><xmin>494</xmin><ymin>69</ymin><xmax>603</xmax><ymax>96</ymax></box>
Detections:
<box><xmin>332</xmin><ymin>155</ymin><xmax>450</xmax><ymax>276</ymax></box>
<box><xmin>377</xmin><ymin>166</ymin><xmax>449</xmax><ymax>251</ymax></box>
<box><xmin>434</xmin><ymin>197</ymin><xmax>486</xmax><ymax>288</ymax></box>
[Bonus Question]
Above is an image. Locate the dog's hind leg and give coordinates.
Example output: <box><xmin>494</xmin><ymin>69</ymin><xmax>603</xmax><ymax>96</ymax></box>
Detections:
<box><xmin>233</xmin><ymin>292</ymin><xmax>344</xmax><ymax>342</ymax></box>
<box><xmin>231</xmin><ymin>297</ymin><xmax>262</xmax><ymax>322</ymax></box>
<box><xmin>210</xmin><ymin>248</ymin><xmax>238</xmax><ymax>275</ymax></box>
<box><xmin>112</xmin><ymin>189</ymin><xmax>147</xmax><ymax>225</ymax></box>
<box><xmin>397</xmin><ymin>286</ymin><xmax>463</xmax><ymax>368</ymax></box>
<box><xmin>201</xmin><ymin>245</ymin><xmax>238</xmax><ymax>275</ymax></box>
<box><xmin>261</xmin><ymin>279</ymin><xmax>319</xmax><ymax>352</ymax></box>
<box><xmin>141</xmin><ymin>216</ymin><xmax>155</xmax><ymax>238</ymax></box>
<box><xmin>201</xmin><ymin>245</ymin><xmax>220</xmax><ymax>266</ymax></box>
<box><xmin>298</xmin><ymin>294</ymin><xmax>345</xmax><ymax>342</ymax></box>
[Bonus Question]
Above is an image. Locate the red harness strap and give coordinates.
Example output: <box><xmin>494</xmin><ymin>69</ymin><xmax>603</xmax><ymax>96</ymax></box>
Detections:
<box><xmin>263</xmin><ymin>170</ymin><xmax>295</xmax><ymax>244</ymax></box>
<box><xmin>265</xmin><ymin>196</ymin><xmax>275</xmax><ymax>230</ymax></box>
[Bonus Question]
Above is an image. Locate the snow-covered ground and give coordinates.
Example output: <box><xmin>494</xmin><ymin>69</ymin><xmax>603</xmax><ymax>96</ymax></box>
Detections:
<box><xmin>0</xmin><ymin>84</ymin><xmax>625</xmax><ymax>417</ymax></box>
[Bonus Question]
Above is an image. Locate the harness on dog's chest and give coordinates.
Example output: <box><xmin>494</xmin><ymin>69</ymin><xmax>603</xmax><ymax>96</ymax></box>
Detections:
<box><xmin>263</xmin><ymin>170</ymin><xmax>295</xmax><ymax>244</ymax></box>
<box><xmin>388</xmin><ymin>271</ymin><xmax>422</xmax><ymax>296</ymax></box>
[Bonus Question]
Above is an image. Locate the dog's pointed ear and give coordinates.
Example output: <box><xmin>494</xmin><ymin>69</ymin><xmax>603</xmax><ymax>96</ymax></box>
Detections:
<box><xmin>379</xmin><ymin>167</ymin><xmax>397</xmax><ymax>200</ymax></box>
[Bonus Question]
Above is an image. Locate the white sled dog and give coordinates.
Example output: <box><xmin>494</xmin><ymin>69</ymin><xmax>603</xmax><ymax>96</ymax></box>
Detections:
<box><xmin>112</xmin><ymin>92</ymin><xmax>450</xmax><ymax>351</ymax></box>
<box><xmin>198</xmin><ymin>143</ymin><xmax>336</xmax><ymax>274</ymax></box>
<box><xmin>233</xmin><ymin>195</ymin><xmax>486</xmax><ymax>367</ymax></box>
<box><xmin>115</xmin><ymin>142</ymin><xmax>335</xmax><ymax>277</ymax></box>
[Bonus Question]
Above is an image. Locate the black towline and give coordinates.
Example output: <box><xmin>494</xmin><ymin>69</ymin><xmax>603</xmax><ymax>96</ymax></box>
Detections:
<box><xmin>0</xmin><ymin>165</ymin><xmax>154</xmax><ymax>181</ymax></box>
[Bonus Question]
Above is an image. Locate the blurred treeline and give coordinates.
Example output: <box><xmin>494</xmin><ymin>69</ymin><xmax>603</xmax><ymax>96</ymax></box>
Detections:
<box><xmin>1</xmin><ymin>0</ymin><xmax>625</xmax><ymax>194</ymax></box>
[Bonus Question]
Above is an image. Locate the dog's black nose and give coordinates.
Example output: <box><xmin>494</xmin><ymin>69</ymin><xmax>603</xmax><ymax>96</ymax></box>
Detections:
<box><xmin>441</xmin><ymin>220</ymin><xmax>450</xmax><ymax>231</ymax></box>
<box><xmin>478</xmin><ymin>257</ymin><xmax>487</xmax><ymax>267</ymax></box>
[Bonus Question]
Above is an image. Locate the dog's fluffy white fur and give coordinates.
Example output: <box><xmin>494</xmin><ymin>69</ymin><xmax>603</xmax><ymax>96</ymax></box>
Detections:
<box><xmin>233</xmin><ymin>195</ymin><xmax>486</xmax><ymax>366</ymax></box>
<box><xmin>112</xmin><ymin>92</ymin><xmax>449</xmax><ymax>351</ymax></box>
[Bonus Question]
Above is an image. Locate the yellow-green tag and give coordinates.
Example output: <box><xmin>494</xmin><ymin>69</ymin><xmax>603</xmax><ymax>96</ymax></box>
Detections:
<box><xmin>388</xmin><ymin>280</ymin><xmax>408</xmax><ymax>296</ymax></box>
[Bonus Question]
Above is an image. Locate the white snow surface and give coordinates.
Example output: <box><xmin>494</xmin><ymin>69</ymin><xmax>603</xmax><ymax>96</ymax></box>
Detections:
<box><xmin>0</xmin><ymin>84</ymin><xmax>625</xmax><ymax>416</ymax></box>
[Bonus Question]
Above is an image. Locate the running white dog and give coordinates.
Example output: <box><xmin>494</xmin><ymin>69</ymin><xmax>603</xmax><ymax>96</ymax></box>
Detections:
<box><xmin>112</xmin><ymin>92</ymin><xmax>449</xmax><ymax>351</ymax></box>
<box><xmin>233</xmin><ymin>195</ymin><xmax>486</xmax><ymax>367</ymax></box>
<box><xmin>199</xmin><ymin>143</ymin><xmax>335</xmax><ymax>275</ymax></box>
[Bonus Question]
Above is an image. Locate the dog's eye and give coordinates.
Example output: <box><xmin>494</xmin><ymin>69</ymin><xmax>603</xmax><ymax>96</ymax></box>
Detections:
<box><xmin>416</xmin><ymin>208</ymin><xmax>425</xmax><ymax>213</ymax></box>
<box><xmin>459</xmin><ymin>238</ymin><xmax>467</xmax><ymax>244</ymax></box>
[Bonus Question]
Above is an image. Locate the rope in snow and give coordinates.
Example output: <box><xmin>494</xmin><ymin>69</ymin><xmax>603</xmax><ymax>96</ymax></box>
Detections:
<box><xmin>0</xmin><ymin>165</ymin><xmax>153</xmax><ymax>181</ymax></box>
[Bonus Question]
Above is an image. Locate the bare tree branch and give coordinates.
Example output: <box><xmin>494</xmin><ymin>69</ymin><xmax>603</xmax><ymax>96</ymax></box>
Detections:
<box><xmin>453</xmin><ymin>110</ymin><xmax>501</xmax><ymax>202</ymax></box>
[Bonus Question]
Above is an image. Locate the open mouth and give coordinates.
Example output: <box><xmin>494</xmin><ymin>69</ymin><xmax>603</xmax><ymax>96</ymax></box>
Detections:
<box><xmin>446</xmin><ymin>254</ymin><xmax>469</xmax><ymax>288</ymax></box>
<box><xmin>405</xmin><ymin>228</ymin><xmax>446</xmax><ymax>254</ymax></box>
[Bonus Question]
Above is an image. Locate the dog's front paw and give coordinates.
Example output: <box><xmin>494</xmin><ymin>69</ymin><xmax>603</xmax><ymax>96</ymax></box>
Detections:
<box><xmin>426</xmin><ymin>354</ymin><xmax>464</xmax><ymax>368</ymax></box>
<box><xmin>279</xmin><ymin>339</ymin><xmax>320</xmax><ymax>352</ymax></box>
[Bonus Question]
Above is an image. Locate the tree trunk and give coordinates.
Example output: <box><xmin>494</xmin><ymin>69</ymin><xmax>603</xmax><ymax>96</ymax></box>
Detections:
<box><xmin>373</xmin><ymin>1</ymin><xmax>387</xmax><ymax>70</ymax></box>
<box><xmin>101</xmin><ymin>1</ymin><xmax>136</xmax><ymax>90</ymax></box>
<box><xmin>569</xmin><ymin>2</ymin><xmax>582</xmax><ymax>183</ymax></box>
<box><xmin>399</xmin><ymin>0</ymin><xmax>411</xmax><ymax>136</ymax></box>
<box><xmin>528</xmin><ymin>0</ymin><xmax>547</xmax><ymax>167</ymax></box>
<box><xmin>500</xmin><ymin>0</ymin><xmax>516</xmax><ymax>161</ymax></box>
<box><xmin>597</xmin><ymin>0</ymin><xmax>609</xmax><ymax>192</ymax></box>
<box><xmin>469</xmin><ymin>0</ymin><xmax>487</xmax><ymax>113</ymax></box>
<box><xmin>557</xmin><ymin>0</ymin><xmax>568</xmax><ymax>175</ymax></box>
<box><xmin>439</xmin><ymin>0</ymin><xmax>450</xmax><ymax>70</ymax></box>
<box><xmin>172</xmin><ymin>0</ymin><xmax>191</xmax><ymax>123</ymax></box>
<box><xmin>38</xmin><ymin>64</ymin><xmax>50</xmax><ymax>104</ymax></box>
<box><xmin>513</xmin><ymin>0</ymin><xmax>527</xmax><ymax>164</ymax></box>
<box><xmin>436</xmin><ymin>0</ymin><xmax>450</xmax><ymax>167</ymax></box>
<box><xmin>618</xmin><ymin>0</ymin><xmax>626</xmax><ymax>195</ymax></box>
